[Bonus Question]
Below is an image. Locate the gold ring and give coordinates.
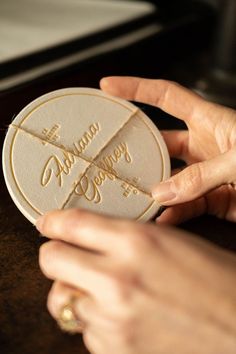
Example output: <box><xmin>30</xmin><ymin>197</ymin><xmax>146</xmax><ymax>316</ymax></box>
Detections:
<box><xmin>57</xmin><ymin>296</ymin><xmax>84</xmax><ymax>334</ymax></box>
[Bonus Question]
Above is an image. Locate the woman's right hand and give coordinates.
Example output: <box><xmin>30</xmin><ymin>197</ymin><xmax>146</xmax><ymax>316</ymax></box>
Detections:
<box><xmin>100</xmin><ymin>77</ymin><xmax>236</xmax><ymax>225</ymax></box>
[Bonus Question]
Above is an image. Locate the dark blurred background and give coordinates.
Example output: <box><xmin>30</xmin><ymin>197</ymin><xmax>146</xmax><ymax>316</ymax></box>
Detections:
<box><xmin>0</xmin><ymin>1</ymin><xmax>235</xmax><ymax>354</ymax></box>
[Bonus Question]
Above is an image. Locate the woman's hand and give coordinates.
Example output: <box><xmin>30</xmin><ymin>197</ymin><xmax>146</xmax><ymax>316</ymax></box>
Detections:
<box><xmin>38</xmin><ymin>209</ymin><xmax>236</xmax><ymax>354</ymax></box>
<box><xmin>100</xmin><ymin>77</ymin><xmax>236</xmax><ymax>224</ymax></box>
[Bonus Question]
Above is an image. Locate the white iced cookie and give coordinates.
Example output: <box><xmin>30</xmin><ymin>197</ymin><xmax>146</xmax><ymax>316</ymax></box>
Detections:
<box><xmin>2</xmin><ymin>88</ymin><xmax>170</xmax><ymax>224</ymax></box>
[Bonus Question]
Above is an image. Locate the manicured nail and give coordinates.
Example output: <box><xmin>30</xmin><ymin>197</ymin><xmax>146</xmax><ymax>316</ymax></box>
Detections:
<box><xmin>100</xmin><ymin>77</ymin><xmax>109</xmax><ymax>88</ymax></box>
<box><xmin>152</xmin><ymin>182</ymin><xmax>176</xmax><ymax>204</ymax></box>
<box><xmin>36</xmin><ymin>215</ymin><xmax>45</xmax><ymax>232</ymax></box>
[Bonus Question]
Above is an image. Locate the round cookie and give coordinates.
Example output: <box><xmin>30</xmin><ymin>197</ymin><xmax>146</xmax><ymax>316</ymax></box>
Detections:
<box><xmin>2</xmin><ymin>88</ymin><xmax>170</xmax><ymax>224</ymax></box>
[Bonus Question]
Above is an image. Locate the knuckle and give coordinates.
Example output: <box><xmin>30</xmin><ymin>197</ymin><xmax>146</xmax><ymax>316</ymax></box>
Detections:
<box><xmin>105</xmin><ymin>273</ymin><xmax>124</xmax><ymax>299</ymax></box>
<box><xmin>102</xmin><ymin>271</ymin><xmax>131</xmax><ymax>306</ymax></box>
<box><xmin>179</xmin><ymin>163</ymin><xmax>204</xmax><ymax>195</ymax></box>
<box><xmin>102</xmin><ymin>273</ymin><xmax>138</xmax><ymax>322</ymax></box>
<box><xmin>122</xmin><ymin>225</ymin><xmax>151</xmax><ymax>261</ymax></box>
<box><xmin>154</xmin><ymin>80</ymin><xmax>174</xmax><ymax>107</ymax></box>
<box><xmin>134</xmin><ymin>79</ymin><xmax>144</xmax><ymax>101</ymax></box>
<box><xmin>117</xmin><ymin>310</ymin><xmax>136</xmax><ymax>331</ymax></box>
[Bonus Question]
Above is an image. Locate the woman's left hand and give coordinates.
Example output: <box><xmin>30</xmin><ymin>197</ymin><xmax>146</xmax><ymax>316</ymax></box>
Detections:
<box><xmin>37</xmin><ymin>209</ymin><xmax>236</xmax><ymax>354</ymax></box>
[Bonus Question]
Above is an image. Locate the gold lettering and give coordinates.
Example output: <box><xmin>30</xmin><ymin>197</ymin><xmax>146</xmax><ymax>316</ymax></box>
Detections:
<box><xmin>94</xmin><ymin>176</ymin><xmax>102</xmax><ymax>186</ymax></box>
<box><xmin>98</xmin><ymin>142</ymin><xmax>132</xmax><ymax>176</ymax></box>
<box><xmin>41</xmin><ymin>156</ymin><xmax>54</xmax><ymax>187</ymax></box>
<box><xmin>75</xmin><ymin>175</ymin><xmax>101</xmax><ymax>203</ymax></box>
<box><xmin>90</xmin><ymin>122</ymin><xmax>100</xmax><ymax>135</ymax></box>
<box><xmin>41</xmin><ymin>151</ymin><xmax>75</xmax><ymax>187</ymax></box>
<box><xmin>41</xmin><ymin>122</ymin><xmax>100</xmax><ymax>188</ymax></box>
<box><xmin>114</xmin><ymin>147</ymin><xmax>121</xmax><ymax>160</ymax></box>
<box><xmin>72</xmin><ymin>122</ymin><xmax>100</xmax><ymax>156</ymax></box>
<box><xmin>40</xmin><ymin>120</ymin><xmax>133</xmax><ymax>199</ymax></box>
<box><xmin>64</xmin><ymin>151</ymin><xmax>75</xmax><ymax>173</ymax></box>
<box><xmin>120</xmin><ymin>142</ymin><xmax>132</xmax><ymax>163</ymax></box>
<box><xmin>73</xmin><ymin>167</ymin><xmax>117</xmax><ymax>204</ymax></box>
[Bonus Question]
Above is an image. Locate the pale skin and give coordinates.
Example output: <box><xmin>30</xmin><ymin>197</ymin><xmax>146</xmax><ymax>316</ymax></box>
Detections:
<box><xmin>37</xmin><ymin>77</ymin><xmax>236</xmax><ymax>354</ymax></box>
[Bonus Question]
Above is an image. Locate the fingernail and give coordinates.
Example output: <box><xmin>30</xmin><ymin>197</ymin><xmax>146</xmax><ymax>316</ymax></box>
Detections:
<box><xmin>100</xmin><ymin>77</ymin><xmax>109</xmax><ymax>88</ymax></box>
<box><xmin>36</xmin><ymin>215</ymin><xmax>45</xmax><ymax>232</ymax></box>
<box><xmin>152</xmin><ymin>182</ymin><xmax>176</xmax><ymax>204</ymax></box>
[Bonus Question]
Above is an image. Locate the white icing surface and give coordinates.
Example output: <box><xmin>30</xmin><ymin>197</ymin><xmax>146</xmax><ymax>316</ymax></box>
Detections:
<box><xmin>2</xmin><ymin>88</ymin><xmax>170</xmax><ymax>223</ymax></box>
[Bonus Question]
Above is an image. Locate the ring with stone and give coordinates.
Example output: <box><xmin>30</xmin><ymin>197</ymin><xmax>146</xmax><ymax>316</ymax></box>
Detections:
<box><xmin>57</xmin><ymin>296</ymin><xmax>84</xmax><ymax>334</ymax></box>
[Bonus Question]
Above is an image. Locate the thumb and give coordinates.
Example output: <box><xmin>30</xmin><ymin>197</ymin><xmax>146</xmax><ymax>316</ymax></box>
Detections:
<box><xmin>152</xmin><ymin>148</ymin><xmax>236</xmax><ymax>206</ymax></box>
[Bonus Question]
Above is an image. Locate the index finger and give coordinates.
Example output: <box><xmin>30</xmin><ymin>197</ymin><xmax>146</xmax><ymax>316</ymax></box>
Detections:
<box><xmin>36</xmin><ymin>208</ymin><xmax>136</xmax><ymax>255</ymax></box>
<box><xmin>100</xmin><ymin>76</ymin><xmax>213</xmax><ymax>124</ymax></box>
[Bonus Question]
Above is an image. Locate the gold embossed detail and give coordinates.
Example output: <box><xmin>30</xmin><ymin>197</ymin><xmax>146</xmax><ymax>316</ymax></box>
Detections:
<box><xmin>41</xmin><ymin>151</ymin><xmax>75</xmax><ymax>187</ymax></box>
<box><xmin>60</xmin><ymin>110</ymin><xmax>139</xmax><ymax>210</ymax></box>
<box><xmin>97</xmin><ymin>142</ymin><xmax>131</xmax><ymax>176</ymax></box>
<box><xmin>10</xmin><ymin>124</ymin><xmax>151</xmax><ymax>197</ymax></box>
<box><xmin>72</xmin><ymin>123</ymin><xmax>100</xmax><ymax>156</ymax></box>
<box><xmin>121</xmin><ymin>177</ymin><xmax>139</xmax><ymax>198</ymax></box>
<box><xmin>73</xmin><ymin>142</ymin><xmax>132</xmax><ymax>204</ymax></box>
<box><xmin>40</xmin><ymin>123</ymin><xmax>100</xmax><ymax>188</ymax></box>
<box><xmin>74</xmin><ymin>169</ymin><xmax>116</xmax><ymax>204</ymax></box>
<box><xmin>42</xmin><ymin>124</ymin><xmax>60</xmax><ymax>145</ymax></box>
<box><xmin>8</xmin><ymin>92</ymin><xmax>164</xmax><ymax>221</ymax></box>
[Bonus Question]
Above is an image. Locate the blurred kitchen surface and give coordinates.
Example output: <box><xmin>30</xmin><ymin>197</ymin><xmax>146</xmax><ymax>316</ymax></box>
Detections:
<box><xmin>0</xmin><ymin>0</ymin><xmax>219</xmax><ymax>121</ymax></box>
<box><xmin>0</xmin><ymin>0</ymin><xmax>159</xmax><ymax>90</ymax></box>
<box><xmin>0</xmin><ymin>1</ymin><xmax>236</xmax><ymax>354</ymax></box>
<box><xmin>1</xmin><ymin>0</ymin><xmax>235</xmax><ymax>109</ymax></box>
<box><xmin>0</xmin><ymin>0</ymin><xmax>155</xmax><ymax>63</ymax></box>
<box><xmin>0</xmin><ymin>0</ymin><xmax>217</xmax><ymax>91</ymax></box>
